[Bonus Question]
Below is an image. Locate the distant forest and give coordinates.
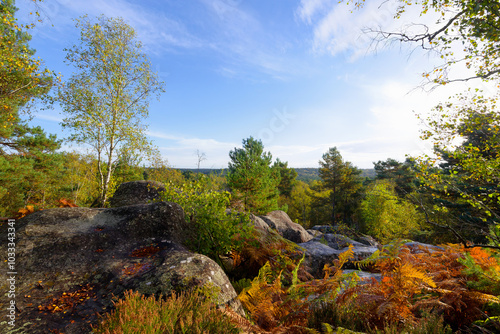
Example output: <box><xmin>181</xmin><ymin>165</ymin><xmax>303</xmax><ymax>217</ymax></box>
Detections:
<box><xmin>176</xmin><ymin>168</ymin><xmax>376</xmax><ymax>182</ymax></box>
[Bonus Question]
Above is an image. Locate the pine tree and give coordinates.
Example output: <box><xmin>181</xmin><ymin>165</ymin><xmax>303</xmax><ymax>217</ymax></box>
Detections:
<box><xmin>318</xmin><ymin>147</ymin><xmax>362</xmax><ymax>225</ymax></box>
<box><xmin>227</xmin><ymin>137</ymin><xmax>280</xmax><ymax>215</ymax></box>
<box><xmin>0</xmin><ymin>0</ymin><xmax>61</xmax><ymax>216</ymax></box>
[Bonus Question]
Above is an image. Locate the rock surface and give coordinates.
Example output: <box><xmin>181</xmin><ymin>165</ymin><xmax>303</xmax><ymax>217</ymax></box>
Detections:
<box><xmin>404</xmin><ymin>241</ymin><xmax>445</xmax><ymax>253</ymax></box>
<box><xmin>259</xmin><ymin>210</ymin><xmax>313</xmax><ymax>243</ymax></box>
<box><xmin>249</xmin><ymin>213</ymin><xmax>271</xmax><ymax>232</ymax></box>
<box><xmin>0</xmin><ymin>202</ymin><xmax>243</xmax><ymax>334</ymax></box>
<box><xmin>299</xmin><ymin>234</ymin><xmax>378</xmax><ymax>277</ymax></box>
<box><xmin>109</xmin><ymin>180</ymin><xmax>166</xmax><ymax>207</ymax></box>
<box><xmin>298</xmin><ymin>241</ymin><xmax>342</xmax><ymax>277</ymax></box>
<box><xmin>311</xmin><ymin>233</ymin><xmax>367</xmax><ymax>249</ymax></box>
<box><xmin>307</xmin><ymin>229</ymin><xmax>323</xmax><ymax>237</ymax></box>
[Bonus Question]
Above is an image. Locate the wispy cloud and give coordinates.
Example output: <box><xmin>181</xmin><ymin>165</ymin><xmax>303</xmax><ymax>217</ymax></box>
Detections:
<box><xmin>29</xmin><ymin>0</ymin><xmax>204</xmax><ymax>53</ymax></box>
<box><xmin>297</xmin><ymin>0</ymin><xmax>404</xmax><ymax>59</ymax></box>
<box><xmin>35</xmin><ymin>113</ymin><xmax>63</xmax><ymax>122</ymax></box>
<box><xmin>198</xmin><ymin>0</ymin><xmax>303</xmax><ymax>79</ymax></box>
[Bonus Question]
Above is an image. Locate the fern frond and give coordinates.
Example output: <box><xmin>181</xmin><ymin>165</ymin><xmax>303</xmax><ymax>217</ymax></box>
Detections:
<box><xmin>468</xmin><ymin>291</ymin><xmax>500</xmax><ymax>304</ymax></box>
<box><xmin>289</xmin><ymin>253</ymin><xmax>305</xmax><ymax>297</ymax></box>
<box><xmin>397</xmin><ymin>262</ymin><xmax>436</xmax><ymax>288</ymax></box>
<box><xmin>336</xmin><ymin>244</ymin><xmax>354</xmax><ymax>270</ymax></box>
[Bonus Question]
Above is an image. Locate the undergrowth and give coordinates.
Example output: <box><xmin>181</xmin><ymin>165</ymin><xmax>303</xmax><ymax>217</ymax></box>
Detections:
<box><xmin>237</xmin><ymin>240</ymin><xmax>500</xmax><ymax>333</ymax></box>
<box><xmin>93</xmin><ymin>289</ymin><xmax>240</xmax><ymax>334</ymax></box>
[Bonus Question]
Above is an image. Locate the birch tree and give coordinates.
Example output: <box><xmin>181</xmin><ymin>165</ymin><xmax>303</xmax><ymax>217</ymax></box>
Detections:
<box><xmin>59</xmin><ymin>15</ymin><xmax>164</xmax><ymax>206</ymax></box>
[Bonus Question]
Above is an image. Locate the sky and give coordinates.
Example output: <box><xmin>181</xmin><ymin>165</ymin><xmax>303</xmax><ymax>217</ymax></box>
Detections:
<box><xmin>17</xmin><ymin>0</ymin><xmax>495</xmax><ymax>169</ymax></box>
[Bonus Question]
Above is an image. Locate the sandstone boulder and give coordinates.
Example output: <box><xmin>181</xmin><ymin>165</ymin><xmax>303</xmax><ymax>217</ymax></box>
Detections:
<box><xmin>259</xmin><ymin>210</ymin><xmax>313</xmax><ymax>243</ymax></box>
<box><xmin>307</xmin><ymin>229</ymin><xmax>323</xmax><ymax>237</ymax></box>
<box><xmin>0</xmin><ymin>202</ymin><xmax>243</xmax><ymax>334</ymax></box>
<box><xmin>298</xmin><ymin>241</ymin><xmax>342</xmax><ymax>277</ymax></box>
<box><xmin>109</xmin><ymin>180</ymin><xmax>166</xmax><ymax>207</ymax></box>
<box><xmin>249</xmin><ymin>213</ymin><xmax>271</xmax><ymax>232</ymax></box>
<box><xmin>311</xmin><ymin>233</ymin><xmax>367</xmax><ymax>249</ymax></box>
<box><xmin>298</xmin><ymin>235</ymin><xmax>378</xmax><ymax>278</ymax></box>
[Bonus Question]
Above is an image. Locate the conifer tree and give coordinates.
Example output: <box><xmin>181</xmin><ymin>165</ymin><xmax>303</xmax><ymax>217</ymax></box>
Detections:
<box><xmin>227</xmin><ymin>137</ymin><xmax>280</xmax><ymax>215</ymax></box>
<box><xmin>0</xmin><ymin>0</ymin><xmax>61</xmax><ymax>215</ymax></box>
<box><xmin>319</xmin><ymin>147</ymin><xmax>362</xmax><ymax>225</ymax></box>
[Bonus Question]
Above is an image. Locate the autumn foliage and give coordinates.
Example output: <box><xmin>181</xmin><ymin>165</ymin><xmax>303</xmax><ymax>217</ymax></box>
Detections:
<box><xmin>236</xmin><ymin>242</ymin><xmax>500</xmax><ymax>333</ymax></box>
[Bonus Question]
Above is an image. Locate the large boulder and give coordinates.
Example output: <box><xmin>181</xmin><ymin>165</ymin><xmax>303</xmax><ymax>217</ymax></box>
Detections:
<box><xmin>298</xmin><ymin>241</ymin><xmax>342</xmax><ymax>277</ymax></box>
<box><xmin>311</xmin><ymin>233</ymin><xmax>367</xmax><ymax>249</ymax></box>
<box><xmin>299</xmin><ymin>235</ymin><xmax>378</xmax><ymax>277</ymax></box>
<box><xmin>249</xmin><ymin>213</ymin><xmax>271</xmax><ymax>232</ymax></box>
<box><xmin>259</xmin><ymin>210</ymin><xmax>313</xmax><ymax>243</ymax></box>
<box><xmin>0</xmin><ymin>202</ymin><xmax>244</xmax><ymax>334</ymax></box>
<box><xmin>404</xmin><ymin>241</ymin><xmax>445</xmax><ymax>254</ymax></box>
<box><xmin>109</xmin><ymin>180</ymin><xmax>166</xmax><ymax>207</ymax></box>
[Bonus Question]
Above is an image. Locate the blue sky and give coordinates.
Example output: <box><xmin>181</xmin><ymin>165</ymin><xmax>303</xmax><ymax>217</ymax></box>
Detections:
<box><xmin>18</xmin><ymin>0</ymin><xmax>491</xmax><ymax>169</ymax></box>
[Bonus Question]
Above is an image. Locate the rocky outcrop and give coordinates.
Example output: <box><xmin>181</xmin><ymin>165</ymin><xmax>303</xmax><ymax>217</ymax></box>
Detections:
<box><xmin>259</xmin><ymin>210</ymin><xmax>313</xmax><ymax>243</ymax></box>
<box><xmin>311</xmin><ymin>234</ymin><xmax>367</xmax><ymax>249</ymax></box>
<box><xmin>249</xmin><ymin>213</ymin><xmax>271</xmax><ymax>232</ymax></box>
<box><xmin>109</xmin><ymin>180</ymin><xmax>166</xmax><ymax>207</ymax></box>
<box><xmin>299</xmin><ymin>234</ymin><xmax>378</xmax><ymax>277</ymax></box>
<box><xmin>307</xmin><ymin>229</ymin><xmax>323</xmax><ymax>237</ymax></box>
<box><xmin>405</xmin><ymin>241</ymin><xmax>445</xmax><ymax>254</ymax></box>
<box><xmin>298</xmin><ymin>241</ymin><xmax>342</xmax><ymax>276</ymax></box>
<box><xmin>0</xmin><ymin>202</ymin><xmax>243</xmax><ymax>334</ymax></box>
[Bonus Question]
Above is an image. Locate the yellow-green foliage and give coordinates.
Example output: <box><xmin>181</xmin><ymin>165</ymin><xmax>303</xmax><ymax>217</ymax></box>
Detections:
<box><xmin>161</xmin><ymin>175</ymin><xmax>254</xmax><ymax>262</ymax></box>
<box><xmin>360</xmin><ymin>180</ymin><xmax>423</xmax><ymax>243</ymax></box>
<box><xmin>94</xmin><ymin>290</ymin><xmax>240</xmax><ymax>334</ymax></box>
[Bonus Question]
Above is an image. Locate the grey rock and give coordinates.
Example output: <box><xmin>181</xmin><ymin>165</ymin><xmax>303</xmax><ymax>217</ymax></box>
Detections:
<box><xmin>404</xmin><ymin>241</ymin><xmax>445</xmax><ymax>253</ymax></box>
<box><xmin>299</xmin><ymin>237</ymin><xmax>378</xmax><ymax>278</ymax></box>
<box><xmin>343</xmin><ymin>270</ymin><xmax>382</xmax><ymax>283</ymax></box>
<box><xmin>110</xmin><ymin>180</ymin><xmax>166</xmax><ymax>207</ymax></box>
<box><xmin>0</xmin><ymin>201</ymin><xmax>243</xmax><ymax>334</ymax></box>
<box><xmin>347</xmin><ymin>245</ymin><xmax>379</xmax><ymax>262</ymax></box>
<box><xmin>298</xmin><ymin>241</ymin><xmax>342</xmax><ymax>277</ymax></box>
<box><xmin>312</xmin><ymin>233</ymin><xmax>366</xmax><ymax>250</ymax></box>
<box><xmin>358</xmin><ymin>235</ymin><xmax>380</xmax><ymax>247</ymax></box>
<box><xmin>307</xmin><ymin>229</ymin><xmax>323</xmax><ymax>237</ymax></box>
<box><xmin>310</xmin><ymin>225</ymin><xmax>337</xmax><ymax>233</ymax></box>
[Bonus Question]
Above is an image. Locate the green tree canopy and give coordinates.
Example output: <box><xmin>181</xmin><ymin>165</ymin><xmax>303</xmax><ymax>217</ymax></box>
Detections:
<box><xmin>0</xmin><ymin>0</ymin><xmax>62</xmax><ymax>216</ymax></box>
<box><xmin>360</xmin><ymin>179</ymin><xmax>424</xmax><ymax>244</ymax></box>
<box><xmin>417</xmin><ymin>90</ymin><xmax>500</xmax><ymax>246</ymax></box>
<box><xmin>319</xmin><ymin>147</ymin><xmax>362</xmax><ymax>225</ymax></box>
<box><xmin>0</xmin><ymin>0</ymin><xmax>57</xmax><ymax>156</ymax></box>
<box><xmin>58</xmin><ymin>15</ymin><xmax>164</xmax><ymax>206</ymax></box>
<box><xmin>273</xmin><ymin>158</ymin><xmax>297</xmax><ymax>198</ymax></box>
<box><xmin>227</xmin><ymin>137</ymin><xmax>280</xmax><ymax>215</ymax></box>
<box><xmin>374</xmin><ymin>158</ymin><xmax>418</xmax><ymax>197</ymax></box>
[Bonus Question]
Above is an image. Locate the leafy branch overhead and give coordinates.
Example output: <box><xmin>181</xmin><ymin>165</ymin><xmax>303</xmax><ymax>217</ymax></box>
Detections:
<box><xmin>345</xmin><ymin>0</ymin><xmax>500</xmax><ymax>86</ymax></box>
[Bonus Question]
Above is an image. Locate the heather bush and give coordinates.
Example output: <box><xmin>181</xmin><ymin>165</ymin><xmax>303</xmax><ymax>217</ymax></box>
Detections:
<box><xmin>94</xmin><ymin>289</ymin><xmax>240</xmax><ymax>334</ymax></box>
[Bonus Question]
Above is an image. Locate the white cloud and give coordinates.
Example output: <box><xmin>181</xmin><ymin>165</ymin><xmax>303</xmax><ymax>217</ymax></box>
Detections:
<box><xmin>297</xmin><ymin>0</ymin><xmax>336</xmax><ymax>24</ymax></box>
<box><xmin>296</xmin><ymin>0</ymin><xmax>445</xmax><ymax>61</ymax></box>
<box><xmin>35</xmin><ymin>113</ymin><xmax>63</xmax><ymax>122</ymax></box>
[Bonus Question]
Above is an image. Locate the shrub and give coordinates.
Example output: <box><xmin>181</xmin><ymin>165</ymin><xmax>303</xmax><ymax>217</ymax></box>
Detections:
<box><xmin>94</xmin><ymin>289</ymin><xmax>240</xmax><ymax>334</ymax></box>
<box><xmin>160</xmin><ymin>175</ymin><xmax>255</xmax><ymax>265</ymax></box>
